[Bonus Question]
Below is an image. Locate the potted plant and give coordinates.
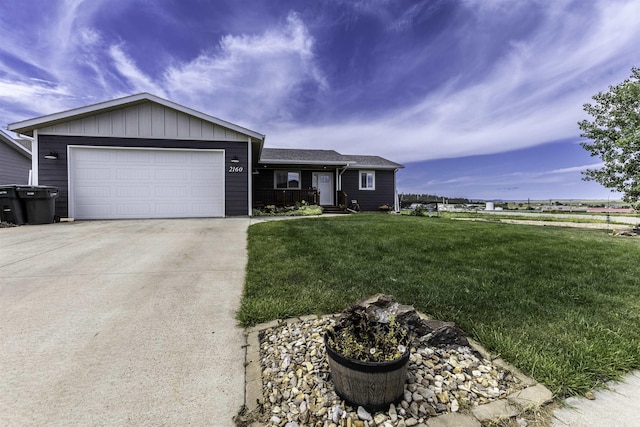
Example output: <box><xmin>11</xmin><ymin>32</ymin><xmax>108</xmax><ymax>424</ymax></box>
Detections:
<box><xmin>324</xmin><ymin>299</ymin><xmax>412</xmax><ymax>412</ymax></box>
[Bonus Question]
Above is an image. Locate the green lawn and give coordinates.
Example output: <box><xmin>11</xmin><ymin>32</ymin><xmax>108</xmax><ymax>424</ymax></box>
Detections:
<box><xmin>238</xmin><ymin>214</ymin><xmax>640</xmax><ymax>397</ymax></box>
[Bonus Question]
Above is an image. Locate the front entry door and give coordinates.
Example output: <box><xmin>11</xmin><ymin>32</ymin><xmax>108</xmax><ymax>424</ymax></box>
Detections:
<box><xmin>313</xmin><ymin>172</ymin><xmax>334</xmax><ymax>206</ymax></box>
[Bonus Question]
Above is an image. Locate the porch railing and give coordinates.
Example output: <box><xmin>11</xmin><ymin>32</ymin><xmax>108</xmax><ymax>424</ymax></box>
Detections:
<box><xmin>254</xmin><ymin>189</ymin><xmax>319</xmax><ymax>207</ymax></box>
<box><xmin>338</xmin><ymin>191</ymin><xmax>348</xmax><ymax>208</ymax></box>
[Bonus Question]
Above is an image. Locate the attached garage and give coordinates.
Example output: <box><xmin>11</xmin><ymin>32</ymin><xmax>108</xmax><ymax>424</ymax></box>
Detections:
<box><xmin>8</xmin><ymin>93</ymin><xmax>265</xmax><ymax>219</ymax></box>
<box><xmin>69</xmin><ymin>147</ymin><xmax>225</xmax><ymax>219</ymax></box>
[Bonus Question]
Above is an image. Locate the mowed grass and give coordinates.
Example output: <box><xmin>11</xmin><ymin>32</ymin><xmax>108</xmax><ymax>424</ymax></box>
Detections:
<box><xmin>238</xmin><ymin>214</ymin><xmax>640</xmax><ymax>397</ymax></box>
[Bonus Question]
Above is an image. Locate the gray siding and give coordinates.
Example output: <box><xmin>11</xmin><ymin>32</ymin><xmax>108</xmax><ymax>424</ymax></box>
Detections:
<box><xmin>342</xmin><ymin>169</ymin><xmax>396</xmax><ymax>211</ymax></box>
<box><xmin>253</xmin><ymin>168</ymin><xmax>274</xmax><ymax>191</ymax></box>
<box><xmin>38</xmin><ymin>135</ymin><xmax>249</xmax><ymax>218</ymax></box>
<box><xmin>0</xmin><ymin>142</ymin><xmax>30</xmax><ymax>184</ymax></box>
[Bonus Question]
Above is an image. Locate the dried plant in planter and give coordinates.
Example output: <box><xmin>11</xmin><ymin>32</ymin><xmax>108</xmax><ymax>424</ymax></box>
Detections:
<box><xmin>325</xmin><ymin>305</ymin><xmax>410</xmax><ymax>362</ymax></box>
<box><xmin>324</xmin><ymin>296</ymin><xmax>413</xmax><ymax>411</ymax></box>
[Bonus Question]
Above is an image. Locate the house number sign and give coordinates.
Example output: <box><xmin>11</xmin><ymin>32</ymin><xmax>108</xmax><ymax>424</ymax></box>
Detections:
<box><xmin>229</xmin><ymin>166</ymin><xmax>244</xmax><ymax>173</ymax></box>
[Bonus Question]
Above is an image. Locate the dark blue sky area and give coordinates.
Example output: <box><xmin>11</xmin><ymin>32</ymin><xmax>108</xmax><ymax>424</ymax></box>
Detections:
<box><xmin>1</xmin><ymin>0</ymin><xmax>639</xmax><ymax>199</ymax></box>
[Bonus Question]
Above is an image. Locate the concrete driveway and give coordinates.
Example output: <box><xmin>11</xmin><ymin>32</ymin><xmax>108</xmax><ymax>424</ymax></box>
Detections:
<box><xmin>0</xmin><ymin>218</ymin><xmax>250</xmax><ymax>426</ymax></box>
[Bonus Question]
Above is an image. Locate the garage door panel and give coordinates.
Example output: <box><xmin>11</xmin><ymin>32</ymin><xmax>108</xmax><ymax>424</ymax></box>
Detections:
<box><xmin>77</xmin><ymin>186</ymin><xmax>112</xmax><ymax>198</ymax></box>
<box><xmin>191</xmin><ymin>203</ymin><xmax>220</xmax><ymax>215</ymax></box>
<box><xmin>115</xmin><ymin>203</ymin><xmax>151</xmax><ymax>216</ymax></box>
<box><xmin>76</xmin><ymin>167</ymin><xmax>112</xmax><ymax>180</ymax></box>
<box><xmin>70</xmin><ymin>147</ymin><xmax>224</xmax><ymax>219</ymax></box>
<box><xmin>191</xmin><ymin>185</ymin><xmax>222</xmax><ymax>197</ymax></box>
<box><xmin>155</xmin><ymin>203</ymin><xmax>190</xmax><ymax>215</ymax></box>
<box><xmin>116</xmin><ymin>168</ymin><xmax>151</xmax><ymax>181</ymax></box>
<box><xmin>116</xmin><ymin>150</ymin><xmax>150</xmax><ymax>162</ymax></box>
<box><xmin>191</xmin><ymin>155</ymin><xmax>216</xmax><ymax>165</ymax></box>
<box><xmin>156</xmin><ymin>186</ymin><xmax>190</xmax><ymax>198</ymax></box>
<box><xmin>155</xmin><ymin>169</ymin><xmax>187</xmax><ymax>180</ymax></box>
<box><xmin>155</xmin><ymin>151</ymin><xmax>188</xmax><ymax>162</ymax></box>
<box><xmin>75</xmin><ymin>204</ymin><xmax>113</xmax><ymax>218</ymax></box>
<box><xmin>191</xmin><ymin>168</ymin><xmax>220</xmax><ymax>180</ymax></box>
<box><xmin>115</xmin><ymin>186</ymin><xmax>154</xmax><ymax>198</ymax></box>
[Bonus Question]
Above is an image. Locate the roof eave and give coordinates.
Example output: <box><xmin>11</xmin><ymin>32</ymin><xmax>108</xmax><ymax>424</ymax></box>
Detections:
<box><xmin>355</xmin><ymin>165</ymin><xmax>404</xmax><ymax>170</ymax></box>
<box><xmin>0</xmin><ymin>130</ymin><xmax>32</xmax><ymax>158</ymax></box>
<box><xmin>259</xmin><ymin>159</ymin><xmax>354</xmax><ymax>166</ymax></box>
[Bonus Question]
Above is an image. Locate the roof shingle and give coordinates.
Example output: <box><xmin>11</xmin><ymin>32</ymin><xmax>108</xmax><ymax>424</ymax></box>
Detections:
<box><xmin>259</xmin><ymin>148</ymin><xmax>403</xmax><ymax>169</ymax></box>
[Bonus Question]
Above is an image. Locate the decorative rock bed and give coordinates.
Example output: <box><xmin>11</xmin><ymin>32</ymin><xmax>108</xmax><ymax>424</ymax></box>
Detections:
<box><xmin>252</xmin><ymin>316</ymin><xmax>524</xmax><ymax>427</ymax></box>
<box><xmin>239</xmin><ymin>295</ymin><xmax>553</xmax><ymax>427</ymax></box>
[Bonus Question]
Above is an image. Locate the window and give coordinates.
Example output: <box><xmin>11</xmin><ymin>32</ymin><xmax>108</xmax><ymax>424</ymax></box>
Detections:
<box><xmin>359</xmin><ymin>170</ymin><xmax>375</xmax><ymax>190</ymax></box>
<box><xmin>275</xmin><ymin>170</ymin><xmax>301</xmax><ymax>189</ymax></box>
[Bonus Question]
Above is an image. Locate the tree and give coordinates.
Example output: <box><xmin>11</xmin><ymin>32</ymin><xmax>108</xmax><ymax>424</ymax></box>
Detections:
<box><xmin>579</xmin><ymin>67</ymin><xmax>640</xmax><ymax>206</ymax></box>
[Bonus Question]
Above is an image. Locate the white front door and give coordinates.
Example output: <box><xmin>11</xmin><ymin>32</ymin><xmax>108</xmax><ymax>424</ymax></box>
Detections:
<box><xmin>313</xmin><ymin>172</ymin><xmax>334</xmax><ymax>206</ymax></box>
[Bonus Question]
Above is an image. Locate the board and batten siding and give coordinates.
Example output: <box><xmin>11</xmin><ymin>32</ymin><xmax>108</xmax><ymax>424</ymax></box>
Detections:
<box><xmin>38</xmin><ymin>135</ymin><xmax>249</xmax><ymax>218</ymax></box>
<box><xmin>40</xmin><ymin>101</ymin><xmax>248</xmax><ymax>142</ymax></box>
<box><xmin>0</xmin><ymin>142</ymin><xmax>30</xmax><ymax>184</ymax></box>
<box><xmin>341</xmin><ymin>169</ymin><xmax>396</xmax><ymax>211</ymax></box>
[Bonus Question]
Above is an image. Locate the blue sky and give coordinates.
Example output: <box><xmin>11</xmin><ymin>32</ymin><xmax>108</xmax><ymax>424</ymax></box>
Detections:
<box><xmin>2</xmin><ymin>0</ymin><xmax>639</xmax><ymax>200</ymax></box>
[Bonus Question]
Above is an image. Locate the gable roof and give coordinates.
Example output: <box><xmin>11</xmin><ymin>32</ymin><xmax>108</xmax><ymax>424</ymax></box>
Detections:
<box><xmin>341</xmin><ymin>154</ymin><xmax>404</xmax><ymax>169</ymax></box>
<box><xmin>260</xmin><ymin>148</ymin><xmax>350</xmax><ymax>165</ymax></box>
<box><xmin>259</xmin><ymin>148</ymin><xmax>403</xmax><ymax>169</ymax></box>
<box><xmin>0</xmin><ymin>129</ymin><xmax>31</xmax><ymax>159</ymax></box>
<box><xmin>8</xmin><ymin>93</ymin><xmax>265</xmax><ymax>141</ymax></box>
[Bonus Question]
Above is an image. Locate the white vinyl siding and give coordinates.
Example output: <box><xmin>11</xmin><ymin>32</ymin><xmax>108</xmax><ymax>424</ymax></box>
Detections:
<box><xmin>69</xmin><ymin>146</ymin><xmax>224</xmax><ymax>219</ymax></box>
<box><xmin>359</xmin><ymin>170</ymin><xmax>375</xmax><ymax>190</ymax></box>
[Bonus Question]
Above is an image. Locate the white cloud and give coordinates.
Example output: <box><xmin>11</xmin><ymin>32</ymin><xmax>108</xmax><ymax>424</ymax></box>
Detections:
<box><xmin>2</xmin><ymin>0</ymin><xmax>639</xmax><ymax>173</ymax></box>
<box><xmin>269</xmin><ymin>0</ymin><xmax>640</xmax><ymax>162</ymax></box>
<box><xmin>549</xmin><ymin>163</ymin><xmax>604</xmax><ymax>174</ymax></box>
<box><xmin>163</xmin><ymin>12</ymin><xmax>327</xmax><ymax>125</ymax></box>
<box><xmin>109</xmin><ymin>45</ymin><xmax>167</xmax><ymax>96</ymax></box>
<box><xmin>0</xmin><ymin>78</ymin><xmax>77</xmax><ymax>124</ymax></box>
<box><xmin>2</xmin><ymin>6</ymin><xmax>327</xmax><ymax>128</ymax></box>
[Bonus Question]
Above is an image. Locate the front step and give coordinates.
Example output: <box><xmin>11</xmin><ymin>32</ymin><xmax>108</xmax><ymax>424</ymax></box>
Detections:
<box><xmin>322</xmin><ymin>205</ymin><xmax>348</xmax><ymax>214</ymax></box>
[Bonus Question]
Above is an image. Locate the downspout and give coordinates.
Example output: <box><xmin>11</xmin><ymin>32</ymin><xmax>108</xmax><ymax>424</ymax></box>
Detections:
<box><xmin>394</xmin><ymin>168</ymin><xmax>399</xmax><ymax>212</ymax></box>
<box><xmin>31</xmin><ymin>129</ymin><xmax>38</xmax><ymax>185</ymax></box>
<box><xmin>337</xmin><ymin>163</ymin><xmax>350</xmax><ymax>208</ymax></box>
<box><xmin>338</xmin><ymin>162</ymin><xmax>350</xmax><ymax>191</ymax></box>
<box><xmin>247</xmin><ymin>137</ymin><xmax>252</xmax><ymax>216</ymax></box>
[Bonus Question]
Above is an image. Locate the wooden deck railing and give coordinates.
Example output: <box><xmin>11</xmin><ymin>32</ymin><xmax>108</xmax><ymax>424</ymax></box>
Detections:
<box><xmin>254</xmin><ymin>189</ymin><xmax>319</xmax><ymax>206</ymax></box>
<box><xmin>338</xmin><ymin>191</ymin><xmax>348</xmax><ymax>208</ymax></box>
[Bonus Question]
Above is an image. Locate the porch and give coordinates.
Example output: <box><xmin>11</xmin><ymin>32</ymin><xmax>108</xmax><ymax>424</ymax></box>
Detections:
<box><xmin>252</xmin><ymin>189</ymin><xmax>348</xmax><ymax>209</ymax></box>
<box><xmin>253</xmin><ymin>189</ymin><xmax>318</xmax><ymax>207</ymax></box>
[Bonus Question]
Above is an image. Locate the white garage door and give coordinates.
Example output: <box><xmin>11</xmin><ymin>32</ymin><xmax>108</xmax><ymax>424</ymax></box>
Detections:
<box><xmin>69</xmin><ymin>146</ymin><xmax>225</xmax><ymax>219</ymax></box>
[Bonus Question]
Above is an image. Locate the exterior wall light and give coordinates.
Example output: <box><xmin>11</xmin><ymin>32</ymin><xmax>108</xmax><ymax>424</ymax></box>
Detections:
<box><xmin>44</xmin><ymin>151</ymin><xmax>59</xmax><ymax>160</ymax></box>
<box><xmin>230</xmin><ymin>156</ymin><xmax>240</xmax><ymax>164</ymax></box>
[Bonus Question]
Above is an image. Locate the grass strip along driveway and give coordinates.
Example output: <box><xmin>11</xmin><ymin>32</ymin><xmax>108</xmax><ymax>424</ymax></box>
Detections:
<box><xmin>238</xmin><ymin>214</ymin><xmax>640</xmax><ymax>397</ymax></box>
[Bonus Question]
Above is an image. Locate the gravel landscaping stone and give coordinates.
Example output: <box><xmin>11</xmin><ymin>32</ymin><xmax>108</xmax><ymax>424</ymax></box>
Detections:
<box><xmin>252</xmin><ymin>316</ymin><xmax>526</xmax><ymax>426</ymax></box>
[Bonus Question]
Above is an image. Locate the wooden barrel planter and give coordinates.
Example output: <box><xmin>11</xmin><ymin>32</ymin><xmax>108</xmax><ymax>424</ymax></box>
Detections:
<box><xmin>324</xmin><ymin>334</ymin><xmax>410</xmax><ymax>412</ymax></box>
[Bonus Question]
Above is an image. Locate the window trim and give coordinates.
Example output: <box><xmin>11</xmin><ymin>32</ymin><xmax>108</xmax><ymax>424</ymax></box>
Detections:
<box><xmin>274</xmin><ymin>170</ymin><xmax>301</xmax><ymax>189</ymax></box>
<box><xmin>358</xmin><ymin>170</ymin><xmax>375</xmax><ymax>191</ymax></box>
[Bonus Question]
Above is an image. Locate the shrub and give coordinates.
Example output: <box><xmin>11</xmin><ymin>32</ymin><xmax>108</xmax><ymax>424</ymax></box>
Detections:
<box><xmin>410</xmin><ymin>205</ymin><xmax>425</xmax><ymax>216</ymax></box>
<box><xmin>252</xmin><ymin>204</ymin><xmax>323</xmax><ymax>217</ymax></box>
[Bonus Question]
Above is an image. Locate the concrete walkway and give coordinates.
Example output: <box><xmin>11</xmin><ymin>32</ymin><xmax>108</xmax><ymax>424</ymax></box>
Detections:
<box><xmin>0</xmin><ymin>219</ymin><xmax>249</xmax><ymax>426</ymax></box>
<box><xmin>552</xmin><ymin>371</ymin><xmax>640</xmax><ymax>427</ymax></box>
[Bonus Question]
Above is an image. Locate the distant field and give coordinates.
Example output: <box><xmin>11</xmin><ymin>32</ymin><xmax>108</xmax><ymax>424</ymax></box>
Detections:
<box><xmin>401</xmin><ymin>210</ymin><xmax>640</xmax><ymax>226</ymax></box>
